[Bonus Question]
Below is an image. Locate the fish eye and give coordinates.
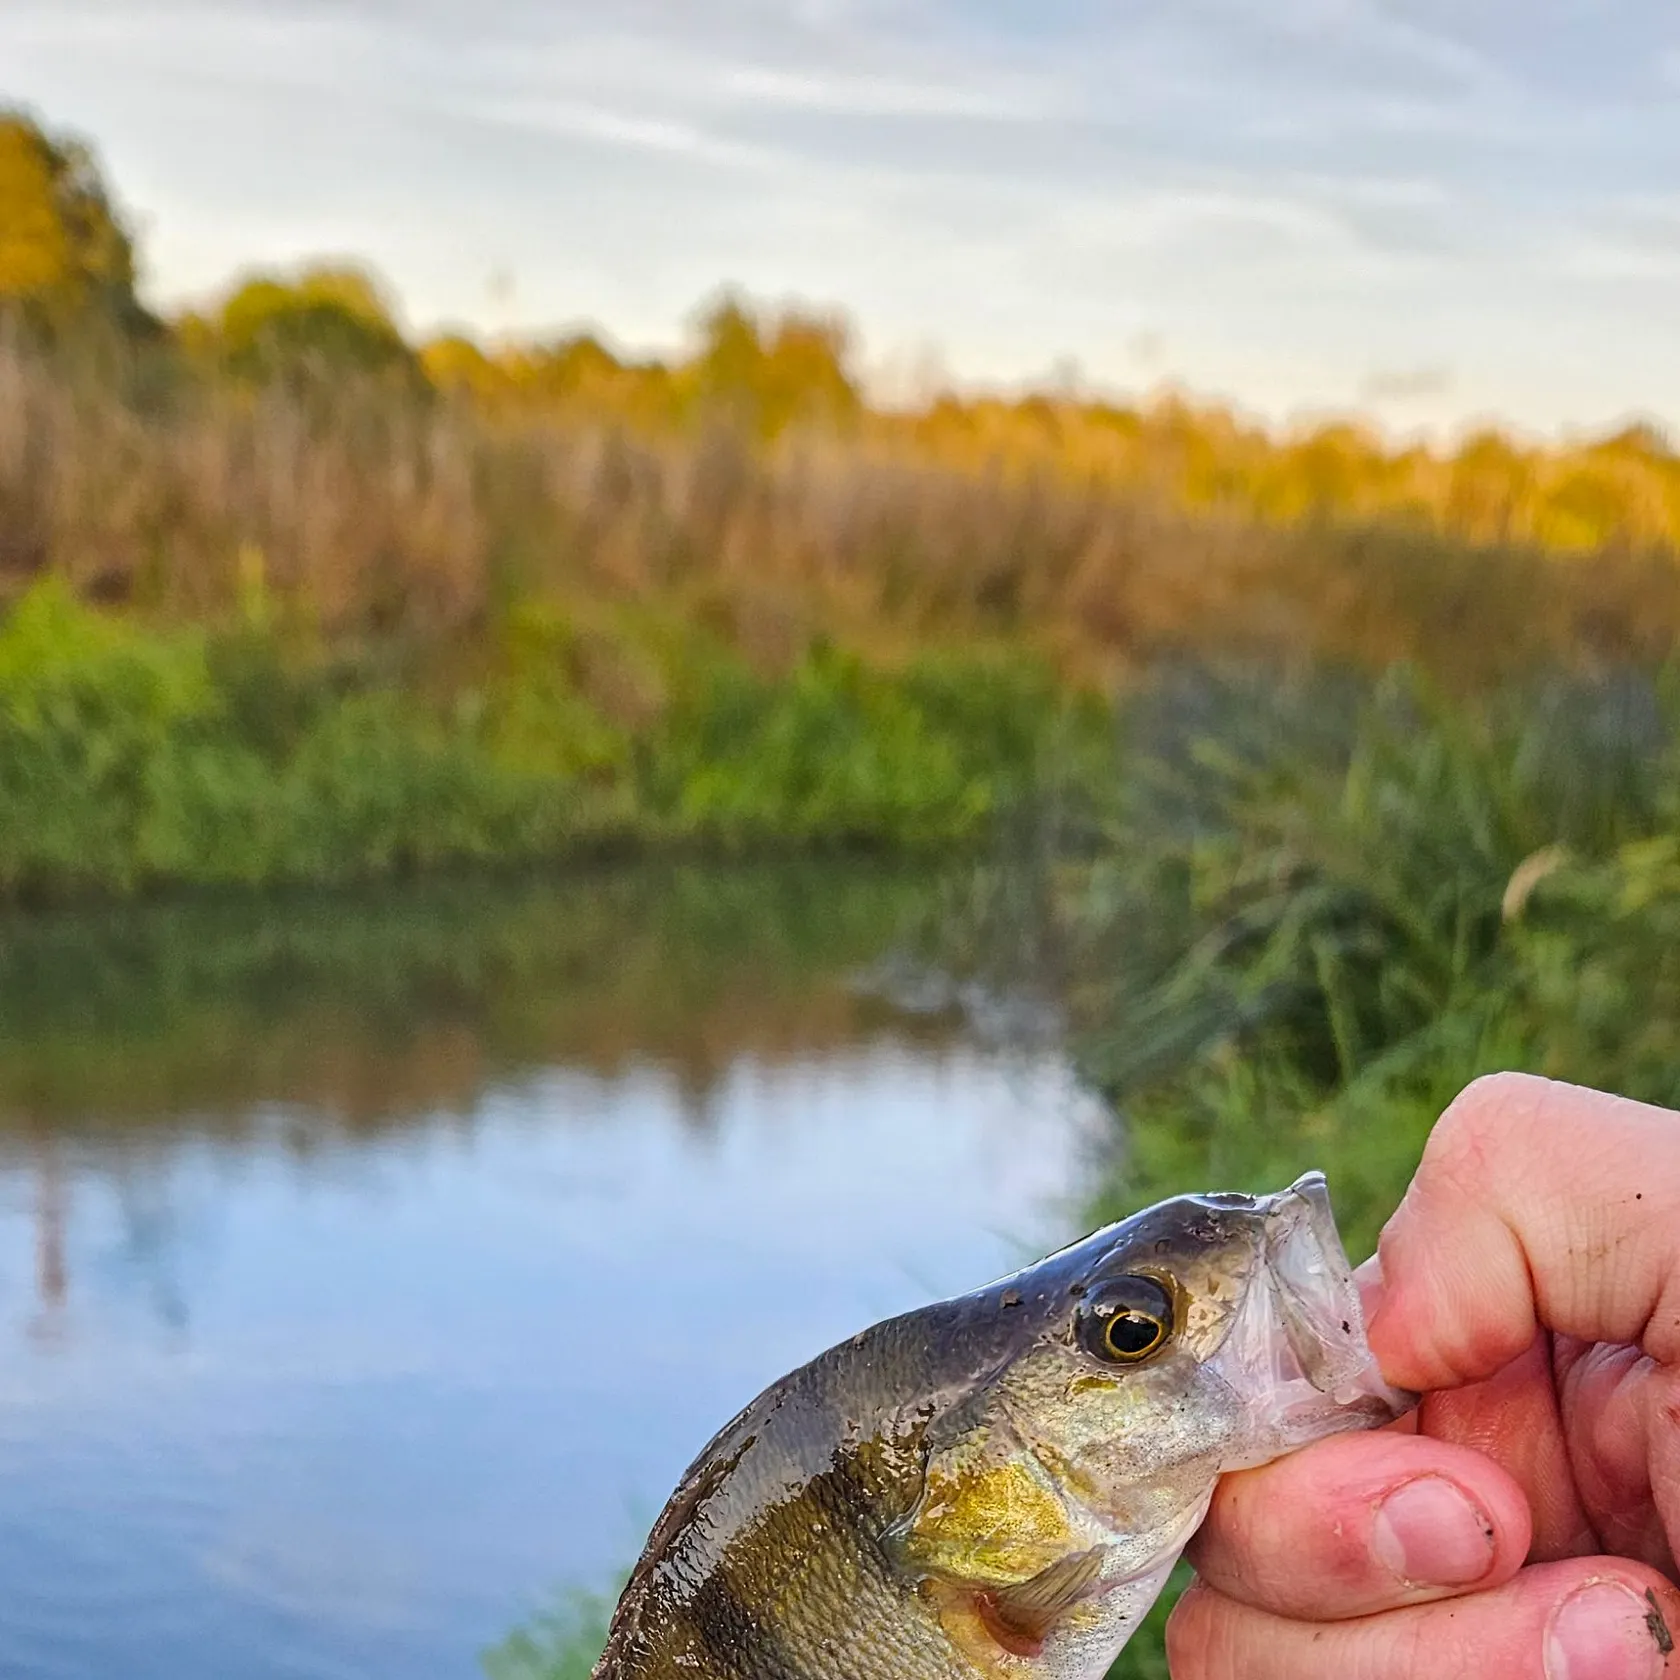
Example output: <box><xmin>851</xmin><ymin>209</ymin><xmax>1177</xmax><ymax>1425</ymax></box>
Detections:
<box><xmin>1078</xmin><ymin>1276</ymin><xmax>1174</xmax><ymax>1365</ymax></box>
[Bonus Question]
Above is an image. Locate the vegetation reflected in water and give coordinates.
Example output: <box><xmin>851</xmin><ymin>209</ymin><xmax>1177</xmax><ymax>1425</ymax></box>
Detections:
<box><xmin>0</xmin><ymin>862</ymin><xmax>1104</xmax><ymax>1680</ymax></box>
<box><xmin>0</xmin><ymin>863</ymin><xmax>953</xmax><ymax>1134</ymax></box>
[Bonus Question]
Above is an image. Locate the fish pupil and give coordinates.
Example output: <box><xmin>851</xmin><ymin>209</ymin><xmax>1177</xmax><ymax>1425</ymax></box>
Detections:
<box><xmin>1077</xmin><ymin>1274</ymin><xmax>1173</xmax><ymax>1363</ymax></box>
<box><xmin>1105</xmin><ymin>1312</ymin><xmax>1163</xmax><ymax>1357</ymax></box>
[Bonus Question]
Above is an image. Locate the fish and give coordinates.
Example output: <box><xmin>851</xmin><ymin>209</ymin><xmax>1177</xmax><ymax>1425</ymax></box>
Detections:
<box><xmin>594</xmin><ymin>1172</ymin><xmax>1413</xmax><ymax>1680</ymax></box>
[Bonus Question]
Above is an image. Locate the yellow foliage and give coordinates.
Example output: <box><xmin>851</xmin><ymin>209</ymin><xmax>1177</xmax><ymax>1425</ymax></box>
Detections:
<box><xmin>219</xmin><ymin>264</ymin><xmax>399</xmax><ymax>345</ymax></box>
<box><xmin>0</xmin><ymin>123</ymin><xmax>70</xmax><ymax>297</ymax></box>
<box><xmin>420</xmin><ymin>334</ymin><xmax>502</xmax><ymax>400</ymax></box>
<box><xmin>0</xmin><ymin>109</ymin><xmax>137</xmax><ymax>326</ymax></box>
<box><xmin>208</xmin><ymin>263</ymin><xmax>415</xmax><ymax>381</ymax></box>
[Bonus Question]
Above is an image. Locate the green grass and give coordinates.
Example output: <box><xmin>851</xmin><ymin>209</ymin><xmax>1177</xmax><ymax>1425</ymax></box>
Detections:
<box><xmin>0</xmin><ymin>582</ymin><xmax>1100</xmax><ymax>901</ymax></box>
<box><xmin>483</xmin><ymin>1587</ymin><xmax>617</xmax><ymax>1680</ymax></box>
<box><xmin>1065</xmin><ymin>661</ymin><xmax>1680</xmax><ymax>1220</ymax></box>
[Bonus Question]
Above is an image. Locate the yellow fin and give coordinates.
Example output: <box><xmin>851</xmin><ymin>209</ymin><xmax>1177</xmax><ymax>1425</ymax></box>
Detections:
<box><xmin>986</xmin><ymin>1547</ymin><xmax>1107</xmax><ymax>1647</ymax></box>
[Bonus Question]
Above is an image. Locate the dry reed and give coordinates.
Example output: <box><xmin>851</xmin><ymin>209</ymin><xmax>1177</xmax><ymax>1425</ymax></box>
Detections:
<box><xmin>3</xmin><ymin>332</ymin><xmax>1676</xmax><ymax>686</ymax></box>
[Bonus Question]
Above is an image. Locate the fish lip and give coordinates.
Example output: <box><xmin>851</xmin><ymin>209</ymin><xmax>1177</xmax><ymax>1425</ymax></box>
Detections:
<box><xmin>1263</xmin><ymin>1172</ymin><xmax>1383</xmax><ymax>1398</ymax></box>
<box><xmin>1209</xmin><ymin>1173</ymin><xmax>1414</xmax><ymax>1444</ymax></box>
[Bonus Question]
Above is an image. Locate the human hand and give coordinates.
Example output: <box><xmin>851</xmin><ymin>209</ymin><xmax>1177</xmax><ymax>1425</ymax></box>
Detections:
<box><xmin>1169</xmin><ymin>1073</ymin><xmax>1680</xmax><ymax>1680</ymax></box>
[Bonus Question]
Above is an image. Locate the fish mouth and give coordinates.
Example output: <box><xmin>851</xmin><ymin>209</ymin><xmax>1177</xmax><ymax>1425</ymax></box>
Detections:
<box><xmin>1209</xmin><ymin>1173</ymin><xmax>1415</xmax><ymax>1465</ymax></box>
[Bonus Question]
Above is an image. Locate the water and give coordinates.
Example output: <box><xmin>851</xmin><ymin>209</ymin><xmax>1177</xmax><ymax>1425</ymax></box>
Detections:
<box><xmin>0</xmin><ymin>865</ymin><xmax>1105</xmax><ymax>1680</ymax></box>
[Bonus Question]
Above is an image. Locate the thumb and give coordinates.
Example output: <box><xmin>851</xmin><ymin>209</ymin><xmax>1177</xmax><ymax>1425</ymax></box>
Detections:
<box><xmin>1369</xmin><ymin>1073</ymin><xmax>1680</xmax><ymax>1393</ymax></box>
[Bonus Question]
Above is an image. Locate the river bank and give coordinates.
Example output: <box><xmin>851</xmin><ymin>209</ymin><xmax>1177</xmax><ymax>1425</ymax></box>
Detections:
<box><xmin>0</xmin><ymin>582</ymin><xmax>1107</xmax><ymax>903</ymax></box>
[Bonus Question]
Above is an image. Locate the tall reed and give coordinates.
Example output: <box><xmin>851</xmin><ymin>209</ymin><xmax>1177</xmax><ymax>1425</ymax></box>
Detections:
<box><xmin>5</xmin><ymin>335</ymin><xmax>1677</xmax><ymax>688</ymax></box>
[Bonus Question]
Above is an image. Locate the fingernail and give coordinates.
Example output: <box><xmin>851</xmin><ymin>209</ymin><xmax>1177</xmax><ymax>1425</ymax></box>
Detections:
<box><xmin>1546</xmin><ymin>1582</ymin><xmax>1668</xmax><ymax>1680</ymax></box>
<box><xmin>1371</xmin><ymin>1477</ymin><xmax>1495</xmax><ymax>1587</ymax></box>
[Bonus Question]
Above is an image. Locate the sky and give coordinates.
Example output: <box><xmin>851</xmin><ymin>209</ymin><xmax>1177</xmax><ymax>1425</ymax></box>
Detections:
<box><xmin>3</xmin><ymin>0</ymin><xmax>1678</xmax><ymax>438</ymax></box>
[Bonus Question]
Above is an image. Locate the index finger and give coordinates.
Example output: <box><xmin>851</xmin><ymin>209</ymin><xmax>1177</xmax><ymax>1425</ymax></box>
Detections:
<box><xmin>1370</xmin><ymin>1073</ymin><xmax>1680</xmax><ymax>1393</ymax></box>
<box><xmin>1189</xmin><ymin>1429</ymin><xmax>1531</xmax><ymax>1621</ymax></box>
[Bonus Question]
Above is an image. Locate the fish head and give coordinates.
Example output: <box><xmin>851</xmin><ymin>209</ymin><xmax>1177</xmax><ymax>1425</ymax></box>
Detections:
<box><xmin>900</xmin><ymin>1174</ymin><xmax>1412</xmax><ymax>1668</ymax></box>
<box><xmin>1015</xmin><ymin>1169</ymin><xmax>1410</xmax><ymax>1485</ymax></box>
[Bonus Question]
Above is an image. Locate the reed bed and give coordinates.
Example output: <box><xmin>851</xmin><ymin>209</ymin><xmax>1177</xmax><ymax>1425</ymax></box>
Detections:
<box><xmin>5</xmin><ymin>334</ymin><xmax>1678</xmax><ymax>688</ymax></box>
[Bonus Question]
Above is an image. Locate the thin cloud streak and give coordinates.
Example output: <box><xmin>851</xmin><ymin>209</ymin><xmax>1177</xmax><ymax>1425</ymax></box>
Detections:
<box><xmin>717</xmin><ymin>65</ymin><xmax>1046</xmax><ymax>122</ymax></box>
<box><xmin>461</xmin><ymin>98</ymin><xmax>785</xmax><ymax>171</ymax></box>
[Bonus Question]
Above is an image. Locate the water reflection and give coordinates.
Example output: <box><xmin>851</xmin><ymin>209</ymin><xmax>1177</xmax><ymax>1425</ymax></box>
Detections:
<box><xmin>0</xmin><ymin>865</ymin><xmax>1101</xmax><ymax>1680</ymax></box>
<box><xmin>0</xmin><ymin>865</ymin><xmax>964</xmax><ymax>1134</ymax></box>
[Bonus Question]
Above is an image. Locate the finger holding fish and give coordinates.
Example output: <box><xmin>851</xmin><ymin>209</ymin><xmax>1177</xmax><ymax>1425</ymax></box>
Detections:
<box><xmin>1168</xmin><ymin>1557</ymin><xmax>1680</xmax><ymax>1680</ymax></box>
<box><xmin>1188</xmin><ymin>1429</ymin><xmax>1531</xmax><ymax>1620</ymax></box>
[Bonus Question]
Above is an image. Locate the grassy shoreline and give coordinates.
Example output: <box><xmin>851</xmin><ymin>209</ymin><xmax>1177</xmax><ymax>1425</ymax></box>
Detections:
<box><xmin>0</xmin><ymin>580</ymin><xmax>1107</xmax><ymax>904</ymax></box>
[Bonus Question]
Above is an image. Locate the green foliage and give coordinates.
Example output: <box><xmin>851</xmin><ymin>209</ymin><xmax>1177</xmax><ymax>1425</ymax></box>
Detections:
<box><xmin>645</xmin><ymin>645</ymin><xmax>1072</xmax><ymax>850</ymax></box>
<box><xmin>482</xmin><ymin>1588</ymin><xmax>615</xmax><ymax>1680</ymax></box>
<box><xmin>0</xmin><ymin>583</ymin><xmax>607</xmax><ymax>896</ymax></box>
<box><xmin>1074</xmin><ymin>664</ymin><xmax>1665</xmax><ymax>1104</ymax></box>
<box><xmin>0</xmin><ymin>585</ymin><xmax>1088</xmax><ymax>900</ymax></box>
<box><xmin>0</xmin><ymin>581</ymin><xmax>217</xmax><ymax>894</ymax></box>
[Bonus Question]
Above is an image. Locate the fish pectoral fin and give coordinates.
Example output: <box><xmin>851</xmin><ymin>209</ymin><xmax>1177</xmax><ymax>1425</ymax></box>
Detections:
<box><xmin>981</xmin><ymin>1546</ymin><xmax>1108</xmax><ymax>1648</ymax></box>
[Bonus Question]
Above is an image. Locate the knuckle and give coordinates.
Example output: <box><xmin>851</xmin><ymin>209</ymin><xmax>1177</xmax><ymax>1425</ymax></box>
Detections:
<box><xmin>1422</xmin><ymin>1072</ymin><xmax>1543</xmax><ymax>1195</ymax></box>
<box><xmin>1436</xmin><ymin>1071</ymin><xmax>1537</xmax><ymax>1149</ymax></box>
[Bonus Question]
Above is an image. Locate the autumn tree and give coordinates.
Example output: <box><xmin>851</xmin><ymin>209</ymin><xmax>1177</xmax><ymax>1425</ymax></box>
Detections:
<box><xmin>689</xmin><ymin>291</ymin><xmax>860</xmax><ymax>439</ymax></box>
<box><xmin>0</xmin><ymin>107</ymin><xmax>147</xmax><ymax>334</ymax></box>
<box><xmin>212</xmin><ymin>264</ymin><xmax>419</xmax><ymax>385</ymax></box>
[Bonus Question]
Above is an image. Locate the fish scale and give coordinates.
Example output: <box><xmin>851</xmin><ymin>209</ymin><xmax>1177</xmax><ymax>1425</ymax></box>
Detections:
<box><xmin>596</xmin><ymin>1176</ymin><xmax>1412</xmax><ymax>1680</ymax></box>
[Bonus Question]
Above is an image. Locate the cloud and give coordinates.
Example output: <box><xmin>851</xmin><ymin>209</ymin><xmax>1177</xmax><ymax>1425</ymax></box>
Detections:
<box><xmin>1174</xmin><ymin>0</ymin><xmax>1500</xmax><ymax>95</ymax></box>
<box><xmin>460</xmin><ymin>96</ymin><xmax>782</xmax><ymax>170</ymax></box>
<box><xmin>1550</xmin><ymin>193</ymin><xmax>1680</xmax><ymax>281</ymax></box>
<box><xmin>4</xmin><ymin>2</ymin><xmax>369</xmax><ymax>64</ymax></box>
<box><xmin>717</xmin><ymin>64</ymin><xmax>1043</xmax><ymax>121</ymax></box>
<box><xmin>1361</xmin><ymin>365</ymin><xmax>1455</xmax><ymax>402</ymax></box>
<box><xmin>1556</xmin><ymin>243</ymin><xmax>1680</xmax><ymax>282</ymax></box>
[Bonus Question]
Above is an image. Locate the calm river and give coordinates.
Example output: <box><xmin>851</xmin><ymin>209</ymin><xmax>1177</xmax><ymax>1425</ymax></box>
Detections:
<box><xmin>0</xmin><ymin>865</ymin><xmax>1105</xmax><ymax>1680</ymax></box>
